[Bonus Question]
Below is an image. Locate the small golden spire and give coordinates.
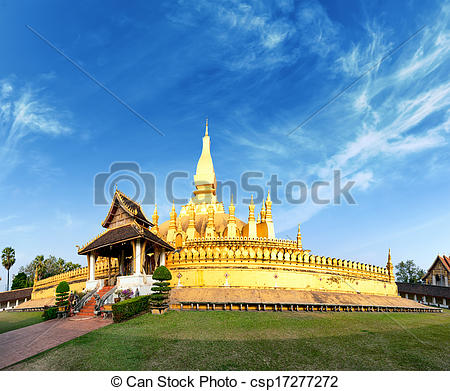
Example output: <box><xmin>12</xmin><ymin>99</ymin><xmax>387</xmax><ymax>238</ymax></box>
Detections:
<box><xmin>297</xmin><ymin>224</ymin><xmax>302</xmax><ymax>249</ymax></box>
<box><xmin>152</xmin><ymin>203</ymin><xmax>159</xmax><ymax>234</ymax></box>
<box><xmin>250</xmin><ymin>194</ymin><xmax>254</xmax><ymax>204</ymax></box>
<box><xmin>205</xmin><ymin>118</ymin><xmax>209</xmax><ymax>136</ymax></box>
<box><xmin>388</xmin><ymin>248</ymin><xmax>391</xmax><ymax>262</ymax></box>
<box><xmin>267</xmin><ymin>190</ymin><xmax>271</xmax><ymax>202</ymax></box>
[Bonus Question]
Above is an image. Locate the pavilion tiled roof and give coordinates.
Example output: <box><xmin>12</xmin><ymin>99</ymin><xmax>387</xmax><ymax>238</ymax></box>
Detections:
<box><xmin>78</xmin><ymin>222</ymin><xmax>174</xmax><ymax>254</ymax></box>
<box><xmin>396</xmin><ymin>282</ymin><xmax>450</xmax><ymax>299</ymax></box>
<box><xmin>423</xmin><ymin>254</ymin><xmax>450</xmax><ymax>280</ymax></box>
<box><xmin>0</xmin><ymin>287</ymin><xmax>33</xmax><ymax>303</ymax></box>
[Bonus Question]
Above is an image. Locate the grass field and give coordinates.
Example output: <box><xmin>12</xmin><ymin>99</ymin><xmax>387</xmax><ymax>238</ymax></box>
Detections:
<box><xmin>0</xmin><ymin>311</ymin><xmax>44</xmax><ymax>334</ymax></box>
<box><xmin>8</xmin><ymin>310</ymin><xmax>450</xmax><ymax>371</ymax></box>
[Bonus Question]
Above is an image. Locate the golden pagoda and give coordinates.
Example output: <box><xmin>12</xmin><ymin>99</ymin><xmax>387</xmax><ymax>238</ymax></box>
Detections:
<box><xmin>159</xmin><ymin>121</ymin><xmax>398</xmax><ymax>297</ymax></box>
<box><xmin>28</xmin><ymin>120</ymin><xmax>438</xmax><ymax>314</ymax></box>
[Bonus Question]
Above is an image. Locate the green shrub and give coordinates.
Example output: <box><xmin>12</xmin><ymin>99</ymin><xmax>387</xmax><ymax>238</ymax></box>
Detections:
<box><xmin>42</xmin><ymin>307</ymin><xmax>58</xmax><ymax>320</ymax></box>
<box><xmin>152</xmin><ymin>265</ymin><xmax>172</xmax><ymax>280</ymax></box>
<box><xmin>112</xmin><ymin>295</ymin><xmax>150</xmax><ymax>323</ymax></box>
<box><xmin>151</xmin><ymin>266</ymin><xmax>172</xmax><ymax>307</ymax></box>
<box><xmin>55</xmin><ymin>281</ymin><xmax>70</xmax><ymax>308</ymax></box>
<box><xmin>56</xmin><ymin>281</ymin><xmax>70</xmax><ymax>293</ymax></box>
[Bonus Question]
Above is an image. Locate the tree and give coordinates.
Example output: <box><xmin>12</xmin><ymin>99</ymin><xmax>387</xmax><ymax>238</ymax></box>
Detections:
<box><xmin>2</xmin><ymin>247</ymin><xmax>16</xmax><ymax>291</ymax></box>
<box><xmin>11</xmin><ymin>272</ymin><xmax>32</xmax><ymax>290</ymax></box>
<box><xmin>150</xmin><ymin>266</ymin><xmax>172</xmax><ymax>307</ymax></box>
<box><xmin>395</xmin><ymin>260</ymin><xmax>426</xmax><ymax>283</ymax></box>
<box><xmin>19</xmin><ymin>255</ymin><xmax>81</xmax><ymax>282</ymax></box>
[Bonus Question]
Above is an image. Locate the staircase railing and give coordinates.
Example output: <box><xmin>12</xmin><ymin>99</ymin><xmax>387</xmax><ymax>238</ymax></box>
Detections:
<box><xmin>73</xmin><ymin>289</ymin><xmax>96</xmax><ymax>314</ymax></box>
<box><xmin>95</xmin><ymin>286</ymin><xmax>117</xmax><ymax>315</ymax></box>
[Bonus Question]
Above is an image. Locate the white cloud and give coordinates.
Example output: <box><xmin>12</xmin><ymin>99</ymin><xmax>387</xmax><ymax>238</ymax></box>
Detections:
<box><xmin>1</xmin><ymin>82</ymin><xmax>13</xmax><ymax>97</ymax></box>
<box><xmin>222</xmin><ymin>5</ymin><xmax>450</xmax><ymax>233</ymax></box>
<box><xmin>168</xmin><ymin>0</ymin><xmax>340</xmax><ymax>70</ymax></box>
<box><xmin>0</xmin><ymin>79</ymin><xmax>71</xmax><ymax>181</ymax></box>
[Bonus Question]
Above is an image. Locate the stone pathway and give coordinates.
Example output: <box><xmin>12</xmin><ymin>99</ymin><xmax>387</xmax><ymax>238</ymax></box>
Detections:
<box><xmin>0</xmin><ymin>316</ymin><xmax>112</xmax><ymax>369</ymax></box>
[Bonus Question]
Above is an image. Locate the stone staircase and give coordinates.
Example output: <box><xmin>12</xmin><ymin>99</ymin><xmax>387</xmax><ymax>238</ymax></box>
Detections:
<box><xmin>76</xmin><ymin>285</ymin><xmax>115</xmax><ymax>317</ymax></box>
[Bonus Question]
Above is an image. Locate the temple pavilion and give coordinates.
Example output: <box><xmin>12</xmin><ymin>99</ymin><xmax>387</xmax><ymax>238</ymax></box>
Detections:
<box><xmin>77</xmin><ymin>190</ymin><xmax>174</xmax><ymax>294</ymax></box>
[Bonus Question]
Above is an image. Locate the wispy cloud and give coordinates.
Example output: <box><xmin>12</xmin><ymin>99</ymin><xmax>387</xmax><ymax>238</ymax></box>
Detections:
<box><xmin>168</xmin><ymin>0</ymin><xmax>340</xmax><ymax>71</ymax></box>
<box><xmin>0</xmin><ymin>224</ymin><xmax>36</xmax><ymax>235</ymax></box>
<box><xmin>56</xmin><ymin>211</ymin><xmax>73</xmax><ymax>228</ymax></box>
<box><xmin>0</xmin><ymin>215</ymin><xmax>17</xmax><ymax>224</ymax></box>
<box><xmin>0</xmin><ymin>78</ymin><xmax>71</xmax><ymax>181</ymax></box>
<box><xmin>217</xmin><ymin>4</ymin><xmax>450</xmax><ymax>233</ymax></box>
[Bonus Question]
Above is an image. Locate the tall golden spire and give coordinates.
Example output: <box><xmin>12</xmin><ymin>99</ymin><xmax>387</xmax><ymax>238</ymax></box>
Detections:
<box><xmin>260</xmin><ymin>201</ymin><xmax>266</xmax><ymax>223</ymax></box>
<box><xmin>248</xmin><ymin>195</ymin><xmax>257</xmax><ymax>238</ymax></box>
<box><xmin>265</xmin><ymin>191</ymin><xmax>275</xmax><ymax>238</ymax></box>
<box><xmin>151</xmin><ymin>204</ymin><xmax>159</xmax><ymax>234</ymax></box>
<box><xmin>387</xmin><ymin>248</ymin><xmax>394</xmax><ymax>282</ymax></box>
<box><xmin>227</xmin><ymin>194</ymin><xmax>237</xmax><ymax>238</ymax></box>
<box><xmin>297</xmin><ymin>224</ymin><xmax>302</xmax><ymax>249</ymax></box>
<box><xmin>229</xmin><ymin>194</ymin><xmax>235</xmax><ymax>222</ymax></box>
<box><xmin>167</xmin><ymin>202</ymin><xmax>177</xmax><ymax>242</ymax></box>
<box><xmin>193</xmin><ymin>120</ymin><xmax>217</xmax><ymax>204</ymax></box>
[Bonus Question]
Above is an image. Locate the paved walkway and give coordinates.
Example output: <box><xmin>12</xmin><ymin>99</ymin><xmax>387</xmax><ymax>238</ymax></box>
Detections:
<box><xmin>0</xmin><ymin>316</ymin><xmax>112</xmax><ymax>369</ymax></box>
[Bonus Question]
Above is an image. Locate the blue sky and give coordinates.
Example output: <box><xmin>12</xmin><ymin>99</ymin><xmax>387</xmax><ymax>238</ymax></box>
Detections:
<box><xmin>0</xmin><ymin>0</ymin><xmax>449</xmax><ymax>289</ymax></box>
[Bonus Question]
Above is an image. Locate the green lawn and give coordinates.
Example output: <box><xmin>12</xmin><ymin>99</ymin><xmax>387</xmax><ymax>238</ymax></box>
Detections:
<box><xmin>0</xmin><ymin>311</ymin><xmax>44</xmax><ymax>334</ymax></box>
<box><xmin>7</xmin><ymin>310</ymin><xmax>450</xmax><ymax>370</ymax></box>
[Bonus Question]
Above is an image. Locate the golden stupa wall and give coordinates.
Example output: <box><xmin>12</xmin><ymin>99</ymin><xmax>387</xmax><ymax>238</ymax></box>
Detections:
<box><xmin>31</xmin><ymin>258</ymin><xmax>118</xmax><ymax>300</ymax></box>
<box><xmin>166</xmin><ymin>237</ymin><xmax>398</xmax><ymax>296</ymax></box>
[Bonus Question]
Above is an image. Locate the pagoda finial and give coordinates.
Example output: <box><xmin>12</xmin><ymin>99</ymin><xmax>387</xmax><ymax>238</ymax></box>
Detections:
<box><xmin>230</xmin><ymin>193</ymin><xmax>234</xmax><ymax>206</ymax></box>
<box><xmin>265</xmin><ymin>190</ymin><xmax>275</xmax><ymax>238</ymax></box>
<box><xmin>387</xmin><ymin>248</ymin><xmax>394</xmax><ymax>282</ymax></box>
<box><xmin>297</xmin><ymin>224</ymin><xmax>302</xmax><ymax>249</ymax></box>
<box><xmin>248</xmin><ymin>194</ymin><xmax>257</xmax><ymax>237</ymax></box>
<box><xmin>151</xmin><ymin>203</ymin><xmax>159</xmax><ymax>234</ymax></box>
<box><xmin>205</xmin><ymin>118</ymin><xmax>208</xmax><ymax>136</ymax></box>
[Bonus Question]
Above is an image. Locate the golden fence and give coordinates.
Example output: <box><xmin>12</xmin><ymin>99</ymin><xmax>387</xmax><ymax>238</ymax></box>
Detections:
<box><xmin>168</xmin><ymin>238</ymin><xmax>392</xmax><ymax>282</ymax></box>
<box><xmin>32</xmin><ymin>257</ymin><xmax>119</xmax><ymax>293</ymax></box>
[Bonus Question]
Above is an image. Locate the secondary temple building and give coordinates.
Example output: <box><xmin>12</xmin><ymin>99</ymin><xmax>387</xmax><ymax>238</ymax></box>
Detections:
<box><xmin>27</xmin><ymin>121</ymin><xmax>438</xmax><ymax>312</ymax></box>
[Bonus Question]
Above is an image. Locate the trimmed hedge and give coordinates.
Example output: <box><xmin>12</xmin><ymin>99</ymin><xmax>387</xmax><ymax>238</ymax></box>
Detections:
<box><xmin>42</xmin><ymin>307</ymin><xmax>58</xmax><ymax>320</ymax></box>
<box><xmin>151</xmin><ymin>266</ymin><xmax>172</xmax><ymax>307</ymax></box>
<box><xmin>55</xmin><ymin>281</ymin><xmax>70</xmax><ymax>308</ymax></box>
<box><xmin>152</xmin><ymin>265</ymin><xmax>172</xmax><ymax>280</ymax></box>
<box><xmin>112</xmin><ymin>295</ymin><xmax>151</xmax><ymax>323</ymax></box>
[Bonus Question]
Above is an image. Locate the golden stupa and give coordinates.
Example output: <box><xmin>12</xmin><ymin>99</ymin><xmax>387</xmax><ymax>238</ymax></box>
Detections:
<box><xmin>29</xmin><ymin>120</ymin><xmax>409</xmax><ymax>312</ymax></box>
<box><xmin>155</xmin><ymin>121</ymin><xmax>397</xmax><ymax>297</ymax></box>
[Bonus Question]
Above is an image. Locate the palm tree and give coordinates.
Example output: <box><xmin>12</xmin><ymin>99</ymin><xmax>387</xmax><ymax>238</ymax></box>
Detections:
<box><xmin>2</xmin><ymin>247</ymin><xmax>16</xmax><ymax>291</ymax></box>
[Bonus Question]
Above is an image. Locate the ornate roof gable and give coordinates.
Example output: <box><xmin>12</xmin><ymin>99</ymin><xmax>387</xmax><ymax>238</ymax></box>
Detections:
<box><xmin>101</xmin><ymin>189</ymin><xmax>152</xmax><ymax>229</ymax></box>
<box><xmin>423</xmin><ymin>254</ymin><xmax>450</xmax><ymax>280</ymax></box>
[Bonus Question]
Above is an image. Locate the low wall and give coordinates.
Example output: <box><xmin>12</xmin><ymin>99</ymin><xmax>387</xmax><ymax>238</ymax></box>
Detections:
<box><xmin>168</xmin><ymin>262</ymin><xmax>397</xmax><ymax>296</ymax></box>
<box><xmin>166</xmin><ymin>239</ymin><xmax>397</xmax><ymax>297</ymax></box>
<box><xmin>31</xmin><ymin>258</ymin><xmax>119</xmax><ymax>300</ymax></box>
